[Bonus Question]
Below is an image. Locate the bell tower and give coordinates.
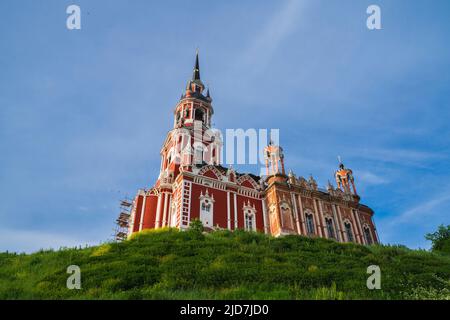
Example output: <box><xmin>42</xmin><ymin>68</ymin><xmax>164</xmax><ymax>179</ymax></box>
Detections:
<box><xmin>159</xmin><ymin>51</ymin><xmax>222</xmax><ymax>181</ymax></box>
<box><xmin>173</xmin><ymin>50</ymin><xmax>213</xmax><ymax>130</ymax></box>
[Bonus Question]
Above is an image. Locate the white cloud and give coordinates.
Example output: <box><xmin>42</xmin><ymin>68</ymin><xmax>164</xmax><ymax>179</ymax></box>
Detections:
<box><xmin>357</xmin><ymin>171</ymin><xmax>389</xmax><ymax>185</ymax></box>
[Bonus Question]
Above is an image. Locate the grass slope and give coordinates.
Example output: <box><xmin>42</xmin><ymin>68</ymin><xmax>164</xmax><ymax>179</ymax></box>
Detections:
<box><xmin>1</xmin><ymin>228</ymin><xmax>450</xmax><ymax>300</ymax></box>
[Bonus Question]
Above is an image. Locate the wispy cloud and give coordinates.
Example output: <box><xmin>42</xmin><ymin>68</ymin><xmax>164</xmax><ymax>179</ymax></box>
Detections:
<box><xmin>243</xmin><ymin>0</ymin><xmax>309</xmax><ymax>71</ymax></box>
<box><xmin>390</xmin><ymin>191</ymin><xmax>450</xmax><ymax>225</ymax></box>
<box><xmin>378</xmin><ymin>189</ymin><xmax>450</xmax><ymax>248</ymax></box>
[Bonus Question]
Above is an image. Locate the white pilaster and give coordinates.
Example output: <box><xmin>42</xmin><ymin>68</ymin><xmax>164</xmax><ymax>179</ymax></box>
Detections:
<box><xmin>313</xmin><ymin>199</ymin><xmax>323</xmax><ymax>237</ymax></box>
<box><xmin>227</xmin><ymin>192</ymin><xmax>231</xmax><ymax>230</ymax></box>
<box><xmin>234</xmin><ymin>193</ymin><xmax>238</xmax><ymax>229</ymax></box>
<box><xmin>291</xmin><ymin>193</ymin><xmax>301</xmax><ymax>235</ymax></box>
<box><xmin>162</xmin><ymin>192</ymin><xmax>169</xmax><ymax>227</ymax></box>
<box><xmin>139</xmin><ymin>192</ymin><xmax>147</xmax><ymax>231</ymax></box>
<box><xmin>155</xmin><ymin>193</ymin><xmax>163</xmax><ymax>228</ymax></box>
<box><xmin>262</xmin><ymin>199</ymin><xmax>268</xmax><ymax>234</ymax></box>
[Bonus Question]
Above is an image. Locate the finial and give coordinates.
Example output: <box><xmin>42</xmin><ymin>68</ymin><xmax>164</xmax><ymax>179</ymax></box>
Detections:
<box><xmin>192</xmin><ymin>49</ymin><xmax>201</xmax><ymax>81</ymax></box>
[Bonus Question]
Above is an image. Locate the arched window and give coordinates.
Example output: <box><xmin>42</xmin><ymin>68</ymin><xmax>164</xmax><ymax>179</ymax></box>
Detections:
<box><xmin>194</xmin><ymin>145</ymin><xmax>203</xmax><ymax>165</ymax></box>
<box><xmin>364</xmin><ymin>226</ymin><xmax>373</xmax><ymax>245</ymax></box>
<box><xmin>244</xmin><ymin>211</ymin><xmax>256</xmax><ymax>232</ymax></box>
<box><xmin>306</xmin><ymin>213</ymin><xmax>315</xmax><ymax>235</ymax></box>
<box><xmin>199</xmin><ymin>190</ymin><xmax>214</xmax><ymax>227</ymax></box>
<box><xmin>195</xmin><ymin>108</ymin><xmax>204</xmax><ymax>121</ymax></box>
<box><xmin>243</xmin><ymin>202</ymin><xmax>257</xmax><ymax>232</ymax></box>
<box><xmin>280</xmin><ymin>202</ymin><xmax>294</xmax><ymax>230</ymax></box>
<box><xmin>325</xmin><ymin>217</ymin><xmax>336</xmax><ymax>240</ymax></box>
<box><xmin>344</xmin><ymin>221</ymin><xmax>354</xmax><ymax>242</ymax></box>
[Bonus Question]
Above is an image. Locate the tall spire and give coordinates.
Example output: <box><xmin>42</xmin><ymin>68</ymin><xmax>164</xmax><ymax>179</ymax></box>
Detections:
<box><xmin>192</xmin><ymin>49</ymin><xmax>201</xmax><ymax>81</ymax></box>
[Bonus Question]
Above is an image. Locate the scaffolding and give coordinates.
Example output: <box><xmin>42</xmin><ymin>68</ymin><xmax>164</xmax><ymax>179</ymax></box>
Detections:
<box><xmin>114</xmin><ymin>198</ymin><xmax>133</xmax><ymax>241</ymax></box>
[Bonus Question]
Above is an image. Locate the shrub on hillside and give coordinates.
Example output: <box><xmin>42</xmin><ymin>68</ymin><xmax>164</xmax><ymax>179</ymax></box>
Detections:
<box><xmin>426</xmin><ymin>225</ymin><xmax>450</xmax><ymax>254</ymax></box>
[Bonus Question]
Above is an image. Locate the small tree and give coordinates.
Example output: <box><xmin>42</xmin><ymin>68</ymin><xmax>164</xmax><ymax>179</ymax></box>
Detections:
<box><xmin>425</xmin><ymin>225</ymin><xmax>450</xmax><ymax>253</ymax></box>
<box><xmin>189</xmin><ymin>219</ymin><xmax>204</xmax><ymax>234</ymax></box>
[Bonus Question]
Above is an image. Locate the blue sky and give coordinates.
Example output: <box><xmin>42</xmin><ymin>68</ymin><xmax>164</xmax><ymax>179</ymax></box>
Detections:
<box><xmin>0</xmin><ymin>0</ymin><xmax>449</xmax><ymax>252</ymax></box>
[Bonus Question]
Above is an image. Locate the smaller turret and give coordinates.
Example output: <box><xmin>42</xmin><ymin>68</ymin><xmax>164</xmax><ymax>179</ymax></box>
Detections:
<box><xmin>334</xmin><ymin>157</ymin><xmax>357</xmax><ymax>195</ymax></box>
<box><xmin>264</xmin><ymin>140</ymin><xmax>286</xmax><ymax>176</ymax></box>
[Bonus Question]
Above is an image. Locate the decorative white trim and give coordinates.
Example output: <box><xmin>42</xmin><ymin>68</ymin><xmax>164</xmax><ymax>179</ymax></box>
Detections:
<box><xmin>198</xmin><ymin>165</ymin><xmax>223</xmax><ymax>180</ymax></box>
<box><xmin>199</xmin><ymin>189</ymin><xmax>215</xmax><ymax>228</ymax></box>
<box><xmin>236</xmin><ymin>174</ymin><xmax>259</xmax><ymax>189</ymax></box>
<box><xmin>180</xmin><ymin>181</ymin><xmax>192</xmax><ymax>229</ymax></box>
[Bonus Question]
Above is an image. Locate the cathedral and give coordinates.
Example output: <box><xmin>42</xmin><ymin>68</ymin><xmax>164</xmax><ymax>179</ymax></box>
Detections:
<box><xmin>118</xmin><ymin>53</ymin><xmax>379</xmax><ymax>245</ymax></box>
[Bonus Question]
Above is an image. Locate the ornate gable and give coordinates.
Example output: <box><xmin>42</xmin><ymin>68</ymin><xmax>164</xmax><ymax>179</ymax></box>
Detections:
<box><xmin>236</xmin><ymin>174</ymin><xmax>259</xmax><ymax>189</ymax></box>
<box><xmin>198</xmin><ymin>165</ymin><xmax>223</xmax><ymax>180</ymax></box>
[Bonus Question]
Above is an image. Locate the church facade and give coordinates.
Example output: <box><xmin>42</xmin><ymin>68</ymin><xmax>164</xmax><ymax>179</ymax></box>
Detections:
<box><xmin>123</xmin><ymin>53</ymin><xmax>379</xmax><ymax>245</ymax></box>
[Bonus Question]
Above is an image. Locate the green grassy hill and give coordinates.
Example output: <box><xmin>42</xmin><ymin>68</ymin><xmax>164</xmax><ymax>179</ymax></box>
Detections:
<box><xmin>1</xmin><ymin>228</ymin><xmax>450</xmax><ymax>300</ymax></box>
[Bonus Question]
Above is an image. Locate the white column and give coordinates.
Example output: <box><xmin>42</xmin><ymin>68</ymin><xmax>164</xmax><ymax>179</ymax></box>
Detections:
<box><xmin>333</xmin><ymin>204</ymin><xmax>345</xmax><ymax>242</ymax></box>
<box><xmin>291</xmin><ymin>194</ymin><xmax>301</xmax><ymax>234</ymax></box>
<box><xmin>318</xmin><ymin>200</ymin><xmax>328</xmax><ymax>238</ymax></box>
<box><xmin>262</xmin><ymin>198</ymin><xmax>268</xmax><ymax>234</ymax></box>
<box><xmin>155</xmin><ymin>193</ymin><xmax>163</xmax><ymax>228</ymax></box>
<box><xmin>297</xmin><ymin>195</ymin><xmax>306</xmax><ymax>235</ymax></box>
<box><xmin>336</xmin><ymin>206</ymin><xmax>351</xmax><ymax>242</ymax></box>
<box><xmin>234</xmin><ymin>193</ymin><xmax>238</xmax><ymax>229</ymax></box>
<box><xmin>227</xmin><ymin>192</ymin><xmax>231</xmax><ymax>230</ymax></box>
<box><xmin>167</xmin><ymin>194</ymin><xmax>173</xmax><ymax>227</ymax></box>
<box><xmin>162</xmin><ymin>193</ymin><xmax>169</xmax><ymax>227</ymax></box>
<box><xmin>354</xmin><ymin>209</ymin><xmax>365</xmax><ymax>244</ymax></box>
<box><xmin>312</xmin><ymin>199</ymin><xmax>323</xmax><ymax>237</ymax></box>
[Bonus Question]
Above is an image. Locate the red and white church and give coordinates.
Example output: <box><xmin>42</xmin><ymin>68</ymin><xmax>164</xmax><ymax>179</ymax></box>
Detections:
<box><xmin>120</xmin><ymin>53</ymin><xmax>379</xmax><ymax>245</ymax></box>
